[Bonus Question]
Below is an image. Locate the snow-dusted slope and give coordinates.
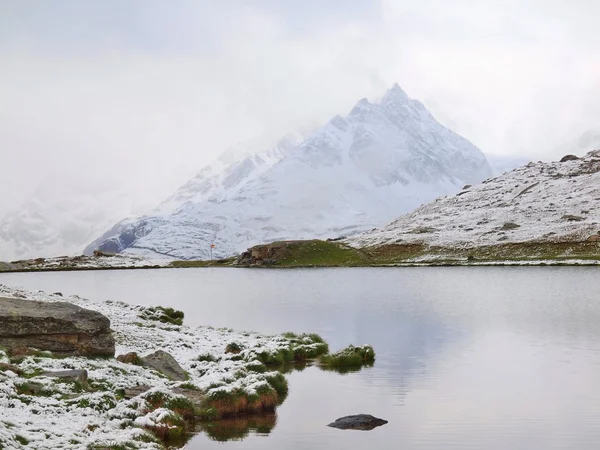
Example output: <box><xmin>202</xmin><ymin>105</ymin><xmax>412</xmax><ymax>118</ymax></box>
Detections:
<box><xmin>349</xmin><ymin>150</ymin><xmax>600</xmax><ymax>250</ymax></box>
<box><xmin>87</xmin><ymin>84</ymin><xmax>492</xmax><ymax>260</ymax></box>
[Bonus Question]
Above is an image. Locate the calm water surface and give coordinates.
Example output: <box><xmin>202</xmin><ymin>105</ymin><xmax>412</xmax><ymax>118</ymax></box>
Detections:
<box><xmin>2</xmin><ymin>267</ymin><xmax>600</xmax><ymax>449</ymax></box>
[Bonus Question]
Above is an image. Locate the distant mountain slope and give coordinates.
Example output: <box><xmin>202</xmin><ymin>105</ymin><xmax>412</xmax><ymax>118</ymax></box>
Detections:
<box><xmin>87</xmin><ymin>84</ymin><xmax>492</xmax><ymax>260</ymax></box>
<box><xmin>348</xmin><ymin>150</ymin><xmax>600</xmax><ymax>251</ymax></box>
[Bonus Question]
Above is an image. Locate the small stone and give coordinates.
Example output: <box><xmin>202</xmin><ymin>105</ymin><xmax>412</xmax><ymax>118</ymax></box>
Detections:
<box><xmin>501</xmin><ymin>222</ymin><xmax>520</xmax><ymax>230</ymax></box>
<box><xmin>141</xmin><ymin>350</ymin><xmax>187</xmax><ymax>381</ymax></box>
<box><xmin>117</xmin><ymin>352</ymin><xmax>143</xmax><ymax>365</ymax></box>
<box><xmin>43</xmin><ymin>370</ymin><xmax>89</xmax><ymax>390</ymax></box>
<box><xmin>328</xmin><ymin>414</ymin><xmax>388</xmax><ymax>431</ymax></box>
<box><xmin>123</xmin><ymin>385</ymin><xmax>152</xmax><ymax>399</ymax></box>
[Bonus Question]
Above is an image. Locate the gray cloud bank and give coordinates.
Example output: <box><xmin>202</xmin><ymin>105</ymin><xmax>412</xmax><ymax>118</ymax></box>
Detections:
<box><xmin>1</xmin><ymin>0</ymin><xmax>599</xmax><ymax>215</ymax></box>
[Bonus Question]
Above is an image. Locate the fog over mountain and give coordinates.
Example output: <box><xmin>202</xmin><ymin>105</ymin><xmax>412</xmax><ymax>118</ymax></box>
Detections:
<box><xmin>1</xmin><ymin>1</ymin><xmax>599</xmax><ymax>258</ymax></box>
<box><xmin>84</xmin><ymin>84</ymin><xmax>492</xmax><ymax>260</ymax></box>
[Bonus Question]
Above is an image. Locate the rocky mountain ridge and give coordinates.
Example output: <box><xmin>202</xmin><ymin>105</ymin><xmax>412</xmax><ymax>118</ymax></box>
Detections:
<box><xmin>87</xmin><ymin>84</ymin><xmax>493</xmax><ymax>260</ymax></box>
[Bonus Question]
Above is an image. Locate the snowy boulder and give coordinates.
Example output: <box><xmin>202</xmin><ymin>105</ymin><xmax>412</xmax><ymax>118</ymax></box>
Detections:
<box><xmin>141</xmin><ymin>350</ymin><xmax>187</xmax><ymax>381</ymax></box>
<box><xmin>328</xmin><ymin>414</ymin><xmax>388</xmax><ymax>430</ymax></box>
<box><xmin>0</xmin><ymin>297</ymin><xmax>115</xmax><ymax>357</ymax></box>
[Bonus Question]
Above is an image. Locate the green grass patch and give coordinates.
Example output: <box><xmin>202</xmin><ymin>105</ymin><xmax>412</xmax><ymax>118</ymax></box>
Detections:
<box><xmin>264</xmin><ymin>373</ymin><xmax>288</xmax><ymax>399</ymax></box>
<box><xmin>195</xmin><ymin>353</ymin><xmax>218</xmax><ymax>363</ymax></box>
<box><xmin>249</xmin><ymin>240</ymin><xmax>371</xmax><ymax>267</ymax></box>
<box><xmin>165</xmin><ymin>396</ymin><xmax>196</xmax><ymax>420</ymax></box>
<box><xmin>256</xmin><ymin>333</ymin><xmax>329</xmax><ymax>367</ymax></box>
<box><xmin>139</xmin><ymin>306</ymin><xmax>184</xmax><ymax>326</ymax></box>
<box><xmin>319</xmin><ymin>345</ymin><xmax>376</xmax><ymax>369</ymax></box>
<box><xmin>15</xmin><ymin>436</ymin><xmax>28</xmax><ymax>446</ymax></box>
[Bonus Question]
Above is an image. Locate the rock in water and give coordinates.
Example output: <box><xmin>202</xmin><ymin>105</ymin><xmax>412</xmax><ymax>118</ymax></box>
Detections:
<box><xmin>141</xmin><ymin>350</ymin><xmax>187</xmax><ymax>381</ymax></box>
<box><xmin>328</xmin><ymin>414</ymin><xmax>388</xmax><ymax>430</ymax></box>
<box><xmin>0</xmin><ymin>297</ymin><xmax>115</xmax><ymax>357</ymax></box>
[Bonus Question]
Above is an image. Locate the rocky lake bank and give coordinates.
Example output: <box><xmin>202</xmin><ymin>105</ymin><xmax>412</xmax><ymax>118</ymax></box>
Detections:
<box><xmin>0</xmin><ymin>284</ymin><xmax>375</xmax><ymax>449</ymax></box>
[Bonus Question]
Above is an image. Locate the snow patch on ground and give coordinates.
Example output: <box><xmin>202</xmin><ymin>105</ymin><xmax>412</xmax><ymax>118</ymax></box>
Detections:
<box><xmin>349</xmin><ymin>150</ymin><xmax>600</xmax><ymax>249</ymax></box>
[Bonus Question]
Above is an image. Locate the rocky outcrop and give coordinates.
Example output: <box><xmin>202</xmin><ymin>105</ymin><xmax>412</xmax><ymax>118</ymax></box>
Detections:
<box><xmin>235</xmin><ymin>241</ymin><xmax>293</xmax><ymax>266</ymax></box>
<box><xmin>328</xmin><ymin>414</ymin><xmax>388</xmax><ymax>430</ymax></box>
<box><xmin>0</xmin><ymin>298</ymin><xmax>115</xmax><ymax>357</ymax></box>
<box><xmin>560</xmin><ymin>154</ymin><xmax>579</xmax><ymax>162</ymax></box>
<box><xmin>141</xmin><ymin>350</ymin><xmax>187</xmax><ymax>381</ymax></box>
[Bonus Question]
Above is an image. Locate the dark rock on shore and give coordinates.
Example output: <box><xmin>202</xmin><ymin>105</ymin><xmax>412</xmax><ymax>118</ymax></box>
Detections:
<box><xmin>328</xmin><ymin>414</ymin><xmax>388</xmax><ymax>430</ymax></box>
<box><xmin>0</xmin><ymin>297</ymin><xmax>115</xmax><ymax>357</ymax></box>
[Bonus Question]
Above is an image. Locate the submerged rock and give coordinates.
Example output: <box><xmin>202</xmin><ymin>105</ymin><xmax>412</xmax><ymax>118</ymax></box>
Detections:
<box><xmin>0</xmin><ymin>297</ymin><xmax>115</xmax><ymax>357</ymax></box>
<box><xmin>141</xmin><ymin>350</ymin><xmax>187</xmax><ymax>381</ymax></box>
<box><xmin>328</xmin><ymin>414</ymin><xmax>388</xmax><ymax>430</ymax></box>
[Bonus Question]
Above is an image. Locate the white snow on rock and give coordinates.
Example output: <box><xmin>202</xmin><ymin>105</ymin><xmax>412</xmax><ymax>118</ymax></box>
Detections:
<box><xmin>87</xmin><ymin>84</ymin><xmax>492</xmax><ymax>260</ymax></box>
<box><xmin>348</xmin><ymin>150</ymin><xmax>600</xmax><ymax>250</ymax></box>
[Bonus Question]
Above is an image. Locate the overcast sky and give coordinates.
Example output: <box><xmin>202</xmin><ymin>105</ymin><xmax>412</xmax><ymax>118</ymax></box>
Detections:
<box><xmin>1</xmin><ymin>0</ymin><xmax>599</xmax><ymax>215</ymax></box>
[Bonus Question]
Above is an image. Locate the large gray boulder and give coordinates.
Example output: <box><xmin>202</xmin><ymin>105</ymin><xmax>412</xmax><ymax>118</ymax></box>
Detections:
<box><xmin>0</xmin><ymin>297</ymin><xmax>115</xmax><ymax>357</ymax></box>
<box><xmin>141</xmin><ymin>350</ymin><xmax>187</xmax><ymax>381</ymax></box>
<box><xmin>328</xmin><ymin>414</ymin><xmax>388</xmax><ymax>431</ymax></box>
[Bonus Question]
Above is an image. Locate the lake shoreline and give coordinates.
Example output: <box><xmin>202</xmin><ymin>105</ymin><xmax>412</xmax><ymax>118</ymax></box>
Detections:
<box><xmin>0</xmin><ymin>284</ymin><xmax>372</xmax><ymax>449</ymax></box>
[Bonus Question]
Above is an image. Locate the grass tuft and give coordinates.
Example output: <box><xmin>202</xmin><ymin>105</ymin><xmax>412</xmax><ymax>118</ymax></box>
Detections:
<box><xmin>195</xmin><ymin>353</ymin><xmax>217</xmax><ymax>363</ymax></box>
<box><xmin>319</xmin><ymin>345</ymin><xmax>376</xmax><ymax>369</ymax></box>
<box><xmin>139</xmin><ymin>306</ymin><xmax>184</xmax><ymax>326</ymax></box>
<box><xmin>225</xmin><ymin>342</ymin><xmax>243</xmax><ymax>354</ymax></box>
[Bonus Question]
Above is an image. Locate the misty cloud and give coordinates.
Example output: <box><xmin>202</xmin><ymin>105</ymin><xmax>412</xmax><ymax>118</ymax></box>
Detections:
<box><xmin>1</xmin><ymin>0</ymin><xmax>599</xmax><ymax>216</ymax></box>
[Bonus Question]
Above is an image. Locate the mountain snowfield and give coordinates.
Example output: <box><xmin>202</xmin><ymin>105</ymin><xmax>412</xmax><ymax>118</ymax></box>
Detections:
<box><xmin>86</xmin><ymin>84</ymin><xmax>493</xmax><ymax>260</ymax></box>
<box><xmin>348</xmin><ymin>150</ymin><xmax>600</xmax><ymax>250</ymax></box>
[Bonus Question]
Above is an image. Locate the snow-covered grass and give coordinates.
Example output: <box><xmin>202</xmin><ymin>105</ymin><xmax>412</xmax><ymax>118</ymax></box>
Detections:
<box><xmin>319</xmin><ymin>345</ymin><xmax>375</xmax><ymax>369</ymax></box>
<box><xmin>348</xmin><ymin>150</ymin><xmax>600</xmax><ymax>262</ymax></box>
<box><xmin>0</xmin><ymin>284</ymin><xmax>338</xmax><ymax>449</ymax></box>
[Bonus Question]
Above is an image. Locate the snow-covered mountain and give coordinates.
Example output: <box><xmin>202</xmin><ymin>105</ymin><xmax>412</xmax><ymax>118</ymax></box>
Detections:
<box><xmin>348</xmin><ymin>150</ymin><xmax>600</xmax><ymax>250</ymax></box>
<box><xmin>86</xmin><ymin>84</ymin><xmax>493</xmax><ymax>260</ymax></box>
